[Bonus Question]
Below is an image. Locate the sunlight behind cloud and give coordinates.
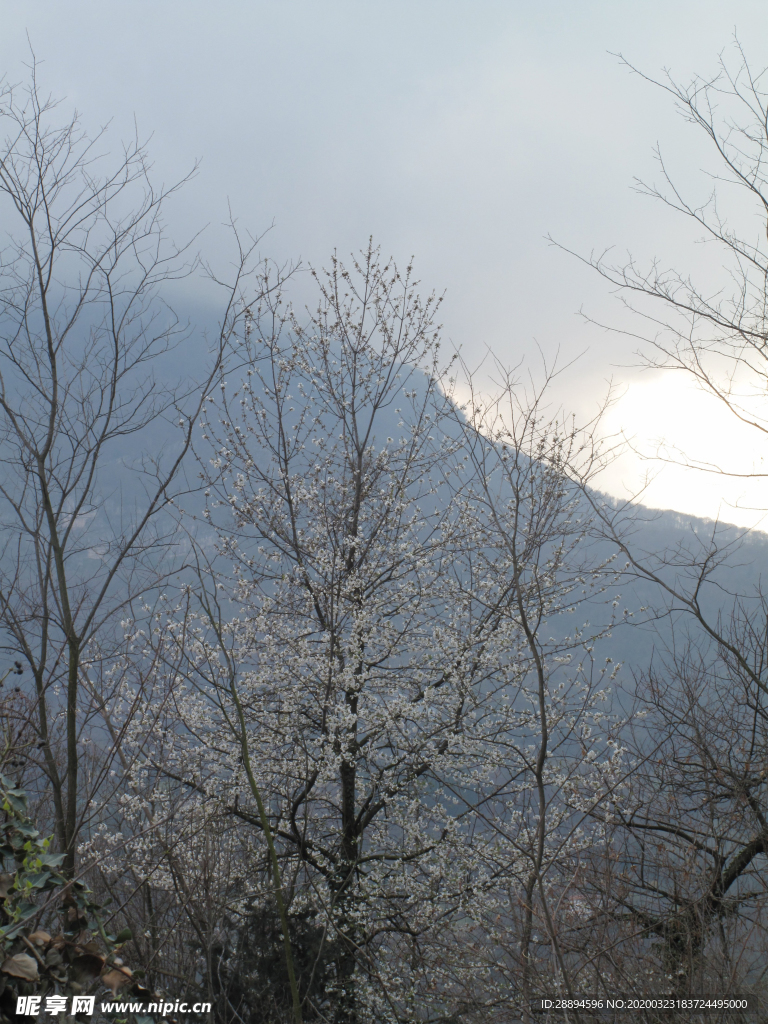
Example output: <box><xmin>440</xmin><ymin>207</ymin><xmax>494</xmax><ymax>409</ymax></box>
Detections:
<box><xmin>598</xmin><ymin>372</ymin><xmax>768</xmax><ymax>529</ymax></box>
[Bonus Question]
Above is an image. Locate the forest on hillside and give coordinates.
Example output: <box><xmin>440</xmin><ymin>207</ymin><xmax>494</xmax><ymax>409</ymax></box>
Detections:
<box><xmin>1</xmin><ymin>48</ymin><xmax>768</xmax><ymax>1024</ymax></box>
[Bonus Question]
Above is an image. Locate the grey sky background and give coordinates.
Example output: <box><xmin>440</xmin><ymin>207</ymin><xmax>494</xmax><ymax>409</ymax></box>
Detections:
<box><xmin>3</xmin><ymin>1</ymin><xmax>768</xmax><ymax>524</ymax></box>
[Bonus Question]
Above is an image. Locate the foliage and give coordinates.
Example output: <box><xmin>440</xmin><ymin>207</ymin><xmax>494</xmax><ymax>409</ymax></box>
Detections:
<box><xmin>0</xmin><ymin>773</ymin><xmax>152</xmax><ymax>1023</ymax></box>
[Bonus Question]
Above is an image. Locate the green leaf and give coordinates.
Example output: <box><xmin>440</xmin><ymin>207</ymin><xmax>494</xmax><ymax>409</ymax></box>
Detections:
<box><xmin>0</xmin><ymin>909</ymin><xmax>37</xmax><ymax>941</ymax></box>
<box><xmin>23</xmin><ymin>871</ymin><xmax>52</xmax><ymax>889</ymax></box>
<box><xmin>3</xmin><ymin>794</ymin><xmax>26</xmax><ymax>816</ymax></box>
<box><xmin>37</xmin><ymin>852</ymin><xmax>65</xmax><ymax>868</ymax></box>
<box><xmin>14</xmin><ymin>900</ymin><xmax>38</xmax><ymax>918</ymax></box>
<box><xmin>113</xmin><ymin>928</ymin><xmax>133</xmax><ymax>945</ymax></box>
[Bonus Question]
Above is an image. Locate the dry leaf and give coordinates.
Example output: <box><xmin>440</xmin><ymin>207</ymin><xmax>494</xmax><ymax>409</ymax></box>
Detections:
<box><xmin>2</xmin><ymin>953</ymin><xmax>39</xmax><ymax>981</ymax></box>
<box><xmin>44</xmin><ymin>948</ymin><xmax>63</xmax><ymax>968</ymax></box>
<box><xmin>102</xmin><ymin>966</ymin><xmax>132</xmax><ymax>996</ymax></box>
<box><xmin>27</xmin><ymin>930</ymin><xmax>51</xmax><ymax>946</ymax></box>
<box><xmin>70</xmin><ymin>952</ymin><xmax>105</xmax><ymax>984</ymax></box>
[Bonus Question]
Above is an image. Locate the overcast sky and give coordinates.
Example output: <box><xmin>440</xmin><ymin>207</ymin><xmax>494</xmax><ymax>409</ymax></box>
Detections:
<box><xmin>3</xmin><ymin>1</ymin><xmax>768</xmax><ymax>526</ymax></box>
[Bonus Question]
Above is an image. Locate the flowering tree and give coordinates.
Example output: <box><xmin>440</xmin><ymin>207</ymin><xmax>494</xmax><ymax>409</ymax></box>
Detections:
<box><xmin>94</xmin><ymin>248</ymin><xmax>630</xmax><ymax>1023</ymax></box>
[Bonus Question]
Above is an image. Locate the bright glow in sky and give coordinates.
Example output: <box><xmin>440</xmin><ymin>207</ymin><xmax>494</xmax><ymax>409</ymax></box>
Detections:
<box><xmin>2</xmin><ymin>1</ymin><xmax>768</xmax><ymax>526</ymax></box>
<box><xmin>599</xmin><ymin>373</ymin><xmax>768</xmax><ymax>529</ymax></box>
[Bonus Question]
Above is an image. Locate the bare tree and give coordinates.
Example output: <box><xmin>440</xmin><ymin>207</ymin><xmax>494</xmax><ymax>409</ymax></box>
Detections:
<box><xmin>0</xmin><ymin>65</ymin><xmax>266</xmax><ymax>877</ymax></box>
<box><xmin>566</xmin><ymin>40</ymin><xmax>768</xmax><ymax>492</ymax></box>
<box><xmin>560</xmin><ymin>40</ymin><xmax>768</xmax><ymax>1008</ymax></box>
<box><xmin>452</xmin><ymin>365</ymin><xmax>627</xmax><ymax>1021</ymax></box>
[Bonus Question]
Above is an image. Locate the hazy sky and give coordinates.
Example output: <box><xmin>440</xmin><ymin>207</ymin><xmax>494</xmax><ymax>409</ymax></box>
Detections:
<box><xmin>3</xmin><ymin>1</ymin><xmax>768</xmax><ymax>526</ymax></box>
